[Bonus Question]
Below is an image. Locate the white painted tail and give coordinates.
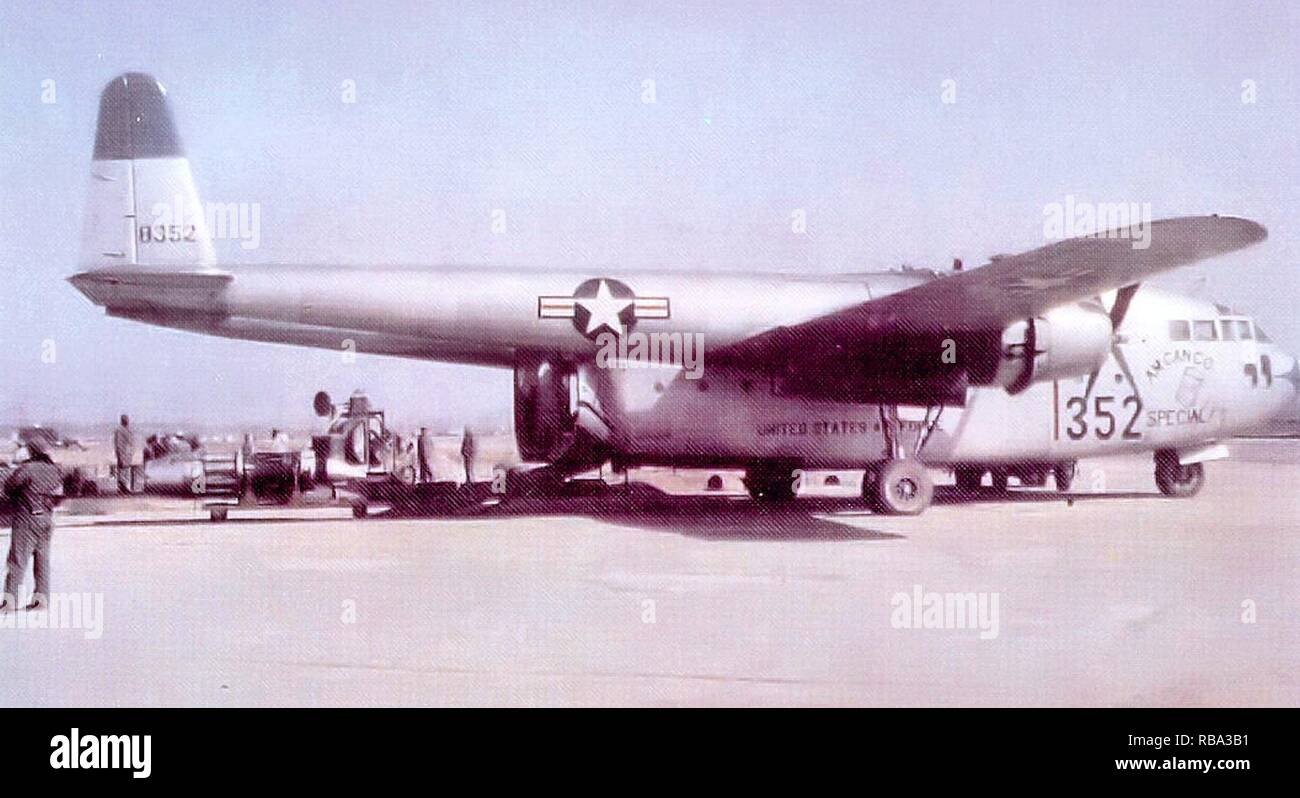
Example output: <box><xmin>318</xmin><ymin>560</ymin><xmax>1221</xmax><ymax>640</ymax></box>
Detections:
<box><xmin>79</xmin><ymin>73</ymin><xmax>215</xmax><ymax>270</ymax></box>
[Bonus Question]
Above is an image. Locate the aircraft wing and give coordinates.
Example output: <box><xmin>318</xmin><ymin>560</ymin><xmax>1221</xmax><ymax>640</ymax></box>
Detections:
<box><xmin>716</xmin><ymin>215</ymin><xmax>1266</xmax><ymax>363</ymax></box>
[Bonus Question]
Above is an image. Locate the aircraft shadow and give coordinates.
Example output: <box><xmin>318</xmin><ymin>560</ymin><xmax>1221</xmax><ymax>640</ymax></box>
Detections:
<box><xmin>384</xmin><ymin>483</ymin><xmax>899</xmax><ymax>542</ymax></box>
<box><xmin>380</xmin><ymin>482</ymin><xmax>1168</xmax><ymax>539</ymax></box>
<box><xmin>31</xmin><ymin>483</ymin><xmax>1164</xmax><ymax>541</ymax></box>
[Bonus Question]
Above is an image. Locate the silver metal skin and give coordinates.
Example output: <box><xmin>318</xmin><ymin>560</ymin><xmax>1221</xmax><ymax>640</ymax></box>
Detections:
<box><xmin>68</xmin><ymin>74</ymin><xmax>1297</xmax><ymax>510</ymax></box>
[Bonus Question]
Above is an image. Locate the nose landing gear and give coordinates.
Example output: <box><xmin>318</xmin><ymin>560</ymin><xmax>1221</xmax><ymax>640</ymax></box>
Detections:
<box><xmin>1155</xmin><ymin>450</ymin><xmax>1205</xmax><ymax>497</ymax></box>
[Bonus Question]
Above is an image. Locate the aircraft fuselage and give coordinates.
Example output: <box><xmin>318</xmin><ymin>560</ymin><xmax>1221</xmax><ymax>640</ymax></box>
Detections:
<box><xmin>71</xmin><ymin>266</ymin><xmax>1297</xmax><ymax>470</ymax></box>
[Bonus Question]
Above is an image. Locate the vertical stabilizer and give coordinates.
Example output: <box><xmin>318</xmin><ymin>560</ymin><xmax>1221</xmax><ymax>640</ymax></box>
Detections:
<box><xmin>80</xmin><ymin>72</ymin><xmax>215</xmax><ymax>270</ymax></box>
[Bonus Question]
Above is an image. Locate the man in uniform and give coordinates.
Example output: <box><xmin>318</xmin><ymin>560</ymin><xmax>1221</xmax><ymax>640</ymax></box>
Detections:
<box><xmin>1</xmin><ymin>438</ymin><xmax>64</xmax><ymax>611</ymax></box>
<box><xmin>417</xmin><ymin>426</ymin><xmax>435</xmax><ymax>483</ymax></box>
<box><xmin>459</xmin><ymin>426</ymin><xmax>476</xmax><ymax>486</ymax></box>
<box><xmin>113</xmin><ymin>414</ymin><xmax>135</xmax><ymax>494</ymax></box>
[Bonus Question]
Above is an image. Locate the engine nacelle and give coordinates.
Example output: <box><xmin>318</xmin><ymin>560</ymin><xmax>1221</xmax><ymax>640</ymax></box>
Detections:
<box><xmin>995</xmin><ymin>304</ymin><xmax>1112</xmax><ymax>392</ymax></box>
<box><xmin>513</xmin><ymin>356</ymin><xmax>578</xmax><ymax>462</ymax></box>
<box><xmin>514</xmin><ymin>356</ymin><xmax>619</xmax><ymax>463</ymax></box>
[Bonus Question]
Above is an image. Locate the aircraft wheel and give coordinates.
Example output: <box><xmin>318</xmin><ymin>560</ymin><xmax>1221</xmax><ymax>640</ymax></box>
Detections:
<box><xmin>351</xmin><ymin>501</ymin><xmax>369</xmax><ymax>519</ymax></box>
<box><xmin>1155</xmin><ymin>452</ymin><xmax>1204</xmax><ymax>497</ymax></box>
<box><xmin>1053</xmin><ymin>461</ymin><xmax>1077</xmax><ymax>492</ymax></box>
<box><xmin>954</xmin><ymin>466</ymin><xmax>983</xmax><ymax>493</ymax></box>
<box><xmin>209</xmin><ymin>506</ymin><xmax>228</xmax><ymax>522</ymax></box>
<box><xmin>870</xmin><ymin>459</ymin><xmax>933</xmax><ymax>515</ymax></box>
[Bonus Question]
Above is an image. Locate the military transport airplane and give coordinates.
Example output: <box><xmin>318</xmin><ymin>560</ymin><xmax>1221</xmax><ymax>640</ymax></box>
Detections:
<box><xmin>70</xmin><ymin>73</ymin><xmax>1296</xmax><ymax>514</ymax></box>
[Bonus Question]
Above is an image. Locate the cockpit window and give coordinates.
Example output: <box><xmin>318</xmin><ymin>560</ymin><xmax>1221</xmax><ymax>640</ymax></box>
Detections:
<box><xmin>1192</xmin><ymin>320</ymin><xmax>1218</xmax><ymax>341</ymax></box>
<box><xmin>1237</xmin><ymin>320</ymin><xmax>1253</xmax><ymax>340</ymax></box>
<box><xmin>1220</xmin><ymin>320</ymin><xmax>1237</xmax><ymax>341</ymax></box>
<box><xmin>1255</xmin><ymin>324</ymin><xmax>1271</xmax><ymax>342</ymax></box>
<box><xmin>1169</xmin><ymin>320</ymin><xmax>1191</xmax><ymax>341</ymax></box>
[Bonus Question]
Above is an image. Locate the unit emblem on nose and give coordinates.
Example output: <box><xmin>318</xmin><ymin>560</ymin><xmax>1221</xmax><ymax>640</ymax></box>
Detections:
<box><xmin>538</xmin><ymin>278</ymin><xmax>670</xmax><ymax>341</ymax></box>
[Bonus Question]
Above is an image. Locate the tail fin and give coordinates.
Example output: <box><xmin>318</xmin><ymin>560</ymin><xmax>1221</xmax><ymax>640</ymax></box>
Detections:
<box><xmin>79</xmin><ymin>72</ymin><xmax>215</xmax><ymax>270</ymax></box>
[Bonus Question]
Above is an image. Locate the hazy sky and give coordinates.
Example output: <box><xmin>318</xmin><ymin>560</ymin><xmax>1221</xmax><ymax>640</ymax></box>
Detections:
<box><xmin>0</xmin><ymin>0</ymin><xmax>1296</xmax><ymax>431</ymax></box>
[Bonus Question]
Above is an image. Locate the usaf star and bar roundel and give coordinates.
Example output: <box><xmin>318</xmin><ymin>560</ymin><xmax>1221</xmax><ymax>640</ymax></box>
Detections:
<box><xmin>538</xmin><ymin>278</ymin><xmax>670</xmax><ymax>340</ymax></box>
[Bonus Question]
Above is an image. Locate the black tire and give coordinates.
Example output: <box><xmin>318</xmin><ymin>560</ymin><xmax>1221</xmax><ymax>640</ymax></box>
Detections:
<box><xmin>1053</xmin><ymin>461</ymin><xmax>1077</xmax><ymax>492</ymax></box>
<box><xmin>351</xmin><ymin>501</ymin><xmax>369</xmax><ymax>519</ymax></box>
<box><xmin>1155</xmin><ymin>452</ymin><xmax>1204</xmax><ymax>497</ymax></box>
<box><xmin>954</xmin><ymin>467</ymin><xmax>984</xmax><ymax>493</ymax></box>
<box><xmin>870</xmin><ymin>459</ymin><xmax>934</xmax><ymax>515</ymax></box>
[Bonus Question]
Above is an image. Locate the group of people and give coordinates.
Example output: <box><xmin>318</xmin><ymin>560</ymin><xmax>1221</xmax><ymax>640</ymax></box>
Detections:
<box><xmin>2</xmin><ymin>416</ymin><xmax>482</xmax><ymax>611</ymax></box>
<box><xmin>3</xmin><ymin>416</ymin><xmax>301</xmax><ymax>612</ymax></box>
<box><xmin>416</xmin><ymin>426</ymin><xmax>477</xmax><ymax>485</ymax></box>
<box><xmin>2</xmin><ymin>415</ymin><xmax>138</xmax><ymax>611</ymax></box>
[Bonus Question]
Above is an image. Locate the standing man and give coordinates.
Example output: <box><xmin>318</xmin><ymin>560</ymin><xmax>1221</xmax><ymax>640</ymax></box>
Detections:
<box><xmin>112</xmin><ymin>414</ymin><xmax>135</xmax><ymax>494</ymax></box>
<box><xmin>1</xmin><ymin>438</ymin><xmax>64</xmax><ymax>611</ymax></box>
<box><xmin>459</xmin><ymin>426</ymin><xmax>476</xmax><ymax>486</ymax></box>
<box><xmin>417</xmin><ymin>426</ymin><xmax>435</xmax><ymax>483</ymax></box>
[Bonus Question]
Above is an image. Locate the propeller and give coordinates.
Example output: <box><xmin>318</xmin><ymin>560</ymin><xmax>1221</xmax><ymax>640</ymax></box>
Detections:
<box><xmin>1083</xmin><ymin>283</ymin><xmax>1140</xmax><ymax>399</ymax></box>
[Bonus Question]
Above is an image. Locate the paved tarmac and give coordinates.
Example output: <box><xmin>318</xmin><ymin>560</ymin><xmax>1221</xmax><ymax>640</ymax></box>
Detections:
<box><xmin>1</xmin><ymin>440</ymin><xmax>1295</xmax><ymax>706</ymax></box>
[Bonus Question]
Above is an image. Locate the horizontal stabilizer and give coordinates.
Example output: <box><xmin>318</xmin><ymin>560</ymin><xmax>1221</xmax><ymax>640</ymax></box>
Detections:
<box><xmin>68</xmin><ymin>269</ymin><xmax>232</xmax><ymax>313</ymax></box>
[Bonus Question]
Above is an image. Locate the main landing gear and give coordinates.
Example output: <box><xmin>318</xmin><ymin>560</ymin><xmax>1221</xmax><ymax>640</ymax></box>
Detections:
<box><xmin>863</xmin><ymin>404</ymin><xmax>942</xmax><ymax>515</ymax></box>
<box><xmin>1154</xmin><ymin>449</ymin><xmax>1204</xmax><ymax>498</ymax></box>
<box><xmin>865</xmin><ymin>458</ymin><xmax>933</xmax><ymax>515</ymax></box>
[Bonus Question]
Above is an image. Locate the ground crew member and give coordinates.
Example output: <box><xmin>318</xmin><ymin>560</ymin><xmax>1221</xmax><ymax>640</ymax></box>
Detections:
<box><xmin>112</xmin><ymin>414</ymin><xmax>135</xmax><ymax>494</ymax></box>
<box><xmin>1</xmin><ymin>438</ymin><xmax>64</xmax><ymax>611</ymax></box>
<box><xmin>417</xmin><ymin>427</ymin><xmax>435</xmax><ymax>483</ymax></box>
<box><xmin>460</xmin><ymin>426</ymin><xmax>476</xmax><ymax>486</ymax></box>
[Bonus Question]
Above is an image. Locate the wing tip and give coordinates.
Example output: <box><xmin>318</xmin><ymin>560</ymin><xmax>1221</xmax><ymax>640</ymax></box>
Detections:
<box><xmin>1214</xmin><ymin>214</ymin><xmax>1267</xmax><ymax>246</ymax></box>
<box><xmin>1163</xmin><ymin>214</ymin><xmax>1267</xmax><ymax>247</ymax></box>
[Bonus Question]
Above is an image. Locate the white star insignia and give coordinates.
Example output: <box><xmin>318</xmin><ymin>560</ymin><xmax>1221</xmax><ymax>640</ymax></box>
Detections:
<box><xmin>575</xmin><ymin>279</ymin><xmax>633</xmax><ymax>337</ymax></box>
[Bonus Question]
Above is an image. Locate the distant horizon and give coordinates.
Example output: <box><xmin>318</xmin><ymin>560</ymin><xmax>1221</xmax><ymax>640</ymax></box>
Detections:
<box><xmin>0</xmin><ymin>414</ymin><xmax>514</xmax><ymax>438</ymax></box>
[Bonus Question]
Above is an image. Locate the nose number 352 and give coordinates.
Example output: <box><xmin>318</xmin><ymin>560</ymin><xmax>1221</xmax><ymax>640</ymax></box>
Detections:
<box><xmin>1064</xmin><ymin>394</ymin><xmax>1143</xmax><ymax>441</ymax></box>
